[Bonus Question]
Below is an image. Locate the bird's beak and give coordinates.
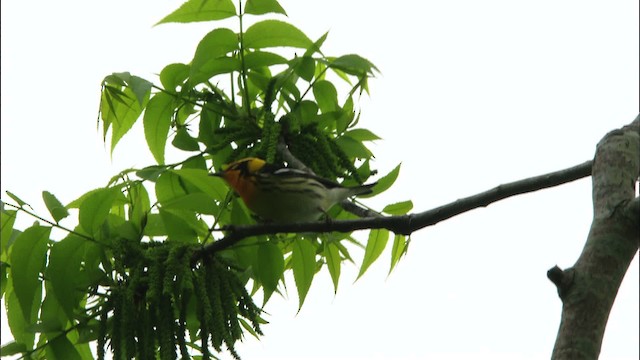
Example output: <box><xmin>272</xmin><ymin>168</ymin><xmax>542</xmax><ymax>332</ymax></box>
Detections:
<box><xmin>210</xmin><ymin>172</ymin><xmax>224</xmax><ymax>178</ymax></box>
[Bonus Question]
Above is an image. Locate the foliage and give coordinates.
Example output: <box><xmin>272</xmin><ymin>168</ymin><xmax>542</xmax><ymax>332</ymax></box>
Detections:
<box><xmin>0</xmin><ymin>0</ymin><xmax>413</xmax><ymax>358</ymax></box>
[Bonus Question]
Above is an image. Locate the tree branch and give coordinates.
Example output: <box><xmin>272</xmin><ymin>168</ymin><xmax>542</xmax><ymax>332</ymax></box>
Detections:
<box><xmin>549</xmin><ymin>115</ymin><xmax>640</xmax><ymax>359</ymax></box>
<box><xmin>194</xmin><ymin>157</ymin><xmax>593</xmax><ymax>260</ymax></box>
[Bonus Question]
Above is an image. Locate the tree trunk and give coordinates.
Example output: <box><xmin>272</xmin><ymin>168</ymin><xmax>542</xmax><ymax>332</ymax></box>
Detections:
<box><xmin>548</xmin><ymin>115</ymin><xmax>640</xmax><ymax>359</ymax></box>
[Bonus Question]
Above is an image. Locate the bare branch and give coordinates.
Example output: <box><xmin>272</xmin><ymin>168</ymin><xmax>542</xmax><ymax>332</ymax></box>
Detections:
<box><xmin>194</xmin><ymin>158</ymin><xmax>593</xmax><ymax>261</ymax></box>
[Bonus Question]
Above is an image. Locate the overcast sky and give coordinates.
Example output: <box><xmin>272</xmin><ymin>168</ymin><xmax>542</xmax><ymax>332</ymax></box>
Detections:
<box><xmin>1</xmin><ymin>1</ymin><xmax>638</xmax><ymax>359</ymax></box>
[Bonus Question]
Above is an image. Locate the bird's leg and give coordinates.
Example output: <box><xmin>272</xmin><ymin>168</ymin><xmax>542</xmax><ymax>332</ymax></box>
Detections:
<box><xmin>318</xmin><ymin>207</ymin><xmax>333</xmax><ymax>224</ymax></box>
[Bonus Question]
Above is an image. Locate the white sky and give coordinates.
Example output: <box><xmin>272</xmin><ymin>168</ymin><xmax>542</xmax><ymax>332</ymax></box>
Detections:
<box><xmin>1</xmin><ymin>0</ymin><xmax>638</xmax><ymax>359</ymax></box>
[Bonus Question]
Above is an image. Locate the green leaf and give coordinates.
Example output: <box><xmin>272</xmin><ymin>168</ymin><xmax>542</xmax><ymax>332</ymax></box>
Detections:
<box><xmin>190</xmin><ymin>28</ymin><xmax>239</xmax><ymax>84</ymax></box>
<box><xmin>109</xmin><ymin>215</ymin><xmax>137</xmax><ymax>242</ymax></box>
<box><xmin>244</xmin><ymin>51</ymin><xmax>288</xmax><ymax>69</ymax></box>
<box><xmin>5</xmin><ymin>284</ymin><xmax>37</xmax><ymax>350</ymax></box>
<box><xmin>279</xmin><ymin>75</ymin><xmax>302</xmax><ymax>102</ymax></box>
<box><xmin>42</xmin><ymin>191</ymin><xmax>69</xmax><ymax>223</ymax></box>
<box><xmin>366</xmin><ymin>163</ymin><xmax>401</xmax><ymax>197</ymax></box>
<box><xmin>239</xmin><ymin>318</ymin><xmax>261</xmax><ymax>339</ymax></box>
<box><xmin>102</xmin><ymin>73</ymin><xmax>126</xmax><ymax>87</ymax></box>
<box><xmin>247</xmin><ymin>70</ymin><xmax>270</xmax><ymax>94</ymax></box>
<box><xmin>357</xmin><ymin>229</ymin><xmax>389</xmax><ymax>280</ymax></box>
<box><xmin>76</xmin><ymin>321</ymin><xmax>101</xmax><ymax>344</ymax></box>
<box><xmin>25</xmin><ymin>321</ymin><xmax>63</xmax><ymax>334</ymax></box>
<box><xmin>230</xmin><ymin>197</ymin><xmax>253</xmax><ymax>225</ymax></box>
<box><xmin>47</xmin><ymin>234</ymin><xmax>91</xmax><ymax>321</ymax></box>
<box><xmin>335</xmin><ymin>239</ymin><xmax>356</xmax><ymax>263</ymax></box>
<box><xmin>44</xmin><ymin>333</ymin><xmax>82</xmax><ymax>360</ymax></box>
<box><xmin>1</xmin><ymin>208</ymin><xmax>17</xmax><ymax>254</ymax></box>
<box><xmin>343</xmin><ymin>128</ymin><xmax>381</xmax><ymax>141</ymax></box>
<box><xmin>0</xmin><ymin>341</ymin><xmax>27</xmax><ymax>356</ymax></box>
<box><xmin>160</xmin><ymin>63</ymin><xmax>190</xmax><ymax>91</ymax></box>
<box><xmin>389</xmin><ymin>234</ymin><xmax>409</xmax><ymax>275</ymax></box>
<box><xmin>172</xmin><ymin>127</ymin><xmax>201</xmax><ymax>151</ymax></box>
<box><xmin>156</xmin><ymin>171</ymin><xmax>187</xmax><ymax>200</ymax></box>
<box><xmin>100</xmin><ymin>80</ymin><xmax>148</xmax><ymax>155</ymax></box>
<box><xmin>10</xmin><ymin>225</ymin><xmax>50</xmax><ymax>321</ymax></box>
<box><xmin>5</xmin><ymin>191</ymin><xmax>30</xmax><ymax>208</ymax></box>
<box><xmin>355</xmin><ymin>159</ymin><xmax>372</xmax><ymax>185</ymax></box>
<box><xmin>162</xmin><ymin>193</ymin><xmax>219</xmax><ymax>215</ymax></box>
<box><xmin>382</xmin><ymin>200</ymin><xmax>413</xmax><ymax>215</ymax></box>
<box><xmin>39</xmin><ymin>289</ymin><xmax>68</xmax><ymax>333</ymax></box>
<box><xmin>293</xmin><ymin>100</ymin><xmax>319</xmax><ymax>127</ymax></box>
<box><xmin>0</xmin><ymin>261</ymin><xmax>8</xmax><ymax>297</ymax></box>
<box><xmin>189</xmin><ymin>57</ymin><xmax>241</xmax><ymax>85</ymax></box>
<box><xmin>159</xmin><ymin>208</ymin><xmax>199</xmax><ymax>242</ymax></box>
<box><xmin>330</xmin><ymin>54</ymin><xmax>379</xmax><ymax>76</ymax></box>
<box><xmin>198</xmin><ymin>107</ymin><xmax>222</xmax><ymax>147</ymax></box>
<box><xmin>335</xmin><ymin>135</ymin><xmax>373</xmax><ymax>159</ymax></box>
<box><xmin>231</xmin><ymin>233</ymin><xmax>259</xmax><ymax>271</ymax></box>
<box><xmin>8</xmin><ymin>237</ymin><xmax>29</xmax><ymax>258</ymax></box>
<box><xmin>313</xmin><ymin>80</ymin><xmax>338</xmax><ymax>113</ymax></box>
<box><xmin>143</xmin><ymin>92</ymin><xmax>174</xmax><ymax>164</ymax></box>
<box><xmin>65</xmin><ymin>188</ymin><xmax>103</xmax><ymax>209</ymax></box>
<box><xmin>194</xmin><ymin>29</ymin><xmax>238</xmax><ymax>59</ymax></box>
<box><xmin>109</xmin><ymin>73</ymin><xmax>152</xmax><ymax>106</ymax></box>
<box><xmin>69</xmin><ymin>335</ymin><xmax>93</xmax><ymax>359</ymax></box>
<box><xmin>176</xmin><ymin>101</ymin><xmax>197</xmax><ymax>126</ymax></box>
<box><xmin>244</xmin><ymin>20</ymin><xmax>313</xmax><ymax>49</ymax></box>
<box><xmin>142</xmin><ymin>213</ymin><xmax>167</xmax><ymax>237</ymax></box>
<box><xmin>156</xmin><ymin>0</ymin><xmax>237</xmax><ymax>24</ymax></box>
<box><xmin>245</xmin><ymin>0</ymin><xmax>287</xmax><ymax>15</ymax></box>
<box><xmin>336</xmin><ymin>97</ymin><xmax>355</xmax><ymax>133</ymax></box>
<box><xmin>182</xmin><ymin>154</ymin><xmax>208</xmax><ymax>170</ymax></box>
<box><xmin>136</xmin><ymin>165</ymin><xmax>168</xmax><ymax>182</ymax></box>
<box><xmin>170</xmin><ymin>168</ymin><xmax>227</xmax><ymax>201</ymax></box>
<box><xmin>78</xmin><ymin>187</ymin><xmax>120</xmax><ymax>236</ymax></box>
<box><xmin>129</xmin><ymin>182</ymin><xmax>151</xmax><ymax>233</ymax></box>
<box><xmin>127</xmin><ymin>75</ymin><xmax>153</xmax><ymax>106</ymax></box>
<box><xmin>291</xmin><ymin>238</ymin><xmax>316</xmax><ymax>310</ymax></box>
<box><xmin>294</xmin><ymin>56</ymin><xmax>315</xmax><ymax>82</ymax></box>
<box><xmin>323</xmin><ymin>242</ymin><xmax>341</xmax><ymax>293</ymax></box>
<box><xmin>256</xmin><ymin>242</ymin><xmax>284</xmax><ymax>302</ymax></box>
<box><xmin>304</xmin><ymin>32</ymin><xmax>329</xmax><ymax>57</ymax></box>
<box><xmin>156</xmin><ymin>172</ymin><xmax>220</xmax><ymax>215</ymax></box>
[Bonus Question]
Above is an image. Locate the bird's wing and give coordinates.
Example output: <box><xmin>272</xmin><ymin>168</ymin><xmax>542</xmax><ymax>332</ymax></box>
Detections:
<box><xmin>269</xmin><ymin>167</ymin><xmax>344</xmax><ymax>189</ymax></box>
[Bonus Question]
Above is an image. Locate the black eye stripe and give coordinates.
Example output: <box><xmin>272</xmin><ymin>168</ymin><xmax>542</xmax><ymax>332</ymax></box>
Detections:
<box><xmin>231</xmin><ymin>160</ymin><xmax>252</xmax><ymax>176</ymax></box>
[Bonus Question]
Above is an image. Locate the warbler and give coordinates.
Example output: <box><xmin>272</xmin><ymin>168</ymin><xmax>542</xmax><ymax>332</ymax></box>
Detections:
<box><xmin>212</xmin><ymin>157</ymin><xmax>376</xmax><ymax>223</ymax></box>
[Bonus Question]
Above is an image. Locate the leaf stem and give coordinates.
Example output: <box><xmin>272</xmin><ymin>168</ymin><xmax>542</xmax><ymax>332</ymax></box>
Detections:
<box><xmin>151</xmin><ymin>85</ymin><xmax>239</xmax><ymax>120</ymax></box>
<box><xmin>237</xmin><ymin>1</ymin><xmax>253</xmax><ymax>117</ymax></box>
<box><xmin>3</xmin><ymin>202</ymin><xmax>96</xmax><ymax>243</ymax></box>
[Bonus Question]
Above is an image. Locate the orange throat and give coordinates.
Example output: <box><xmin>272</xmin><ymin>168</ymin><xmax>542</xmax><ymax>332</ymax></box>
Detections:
<box><xmin>223</xmin><ymin>170</ymin><xmax>257</xmax><ymax>207</ymax></box>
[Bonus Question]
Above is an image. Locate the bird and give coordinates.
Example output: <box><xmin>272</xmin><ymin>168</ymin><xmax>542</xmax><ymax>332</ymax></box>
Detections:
<box><xmin>212</xmin><ymin>157</ymin><xmax>376</xmax><ymax>223</ymax></box>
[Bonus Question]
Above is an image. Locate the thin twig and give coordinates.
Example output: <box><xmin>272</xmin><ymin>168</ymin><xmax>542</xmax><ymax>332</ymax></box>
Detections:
<box><xmin>3</xmin><ymin>202</ymin><xmax>96</xmax><ymax>243</ymax></box>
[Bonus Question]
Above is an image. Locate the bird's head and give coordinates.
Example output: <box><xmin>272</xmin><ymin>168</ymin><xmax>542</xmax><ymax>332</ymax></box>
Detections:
<box><xmin>211</xmin><ymin>157</ymin><xmax>267</xmax><ymax>200</ymax></box>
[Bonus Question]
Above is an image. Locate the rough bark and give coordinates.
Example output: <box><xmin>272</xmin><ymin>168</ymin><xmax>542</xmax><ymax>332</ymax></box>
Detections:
<box><xmin>548</xmin><ymin>115</ymin><xmax>640</xmax><ymax>359</ymax></box>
